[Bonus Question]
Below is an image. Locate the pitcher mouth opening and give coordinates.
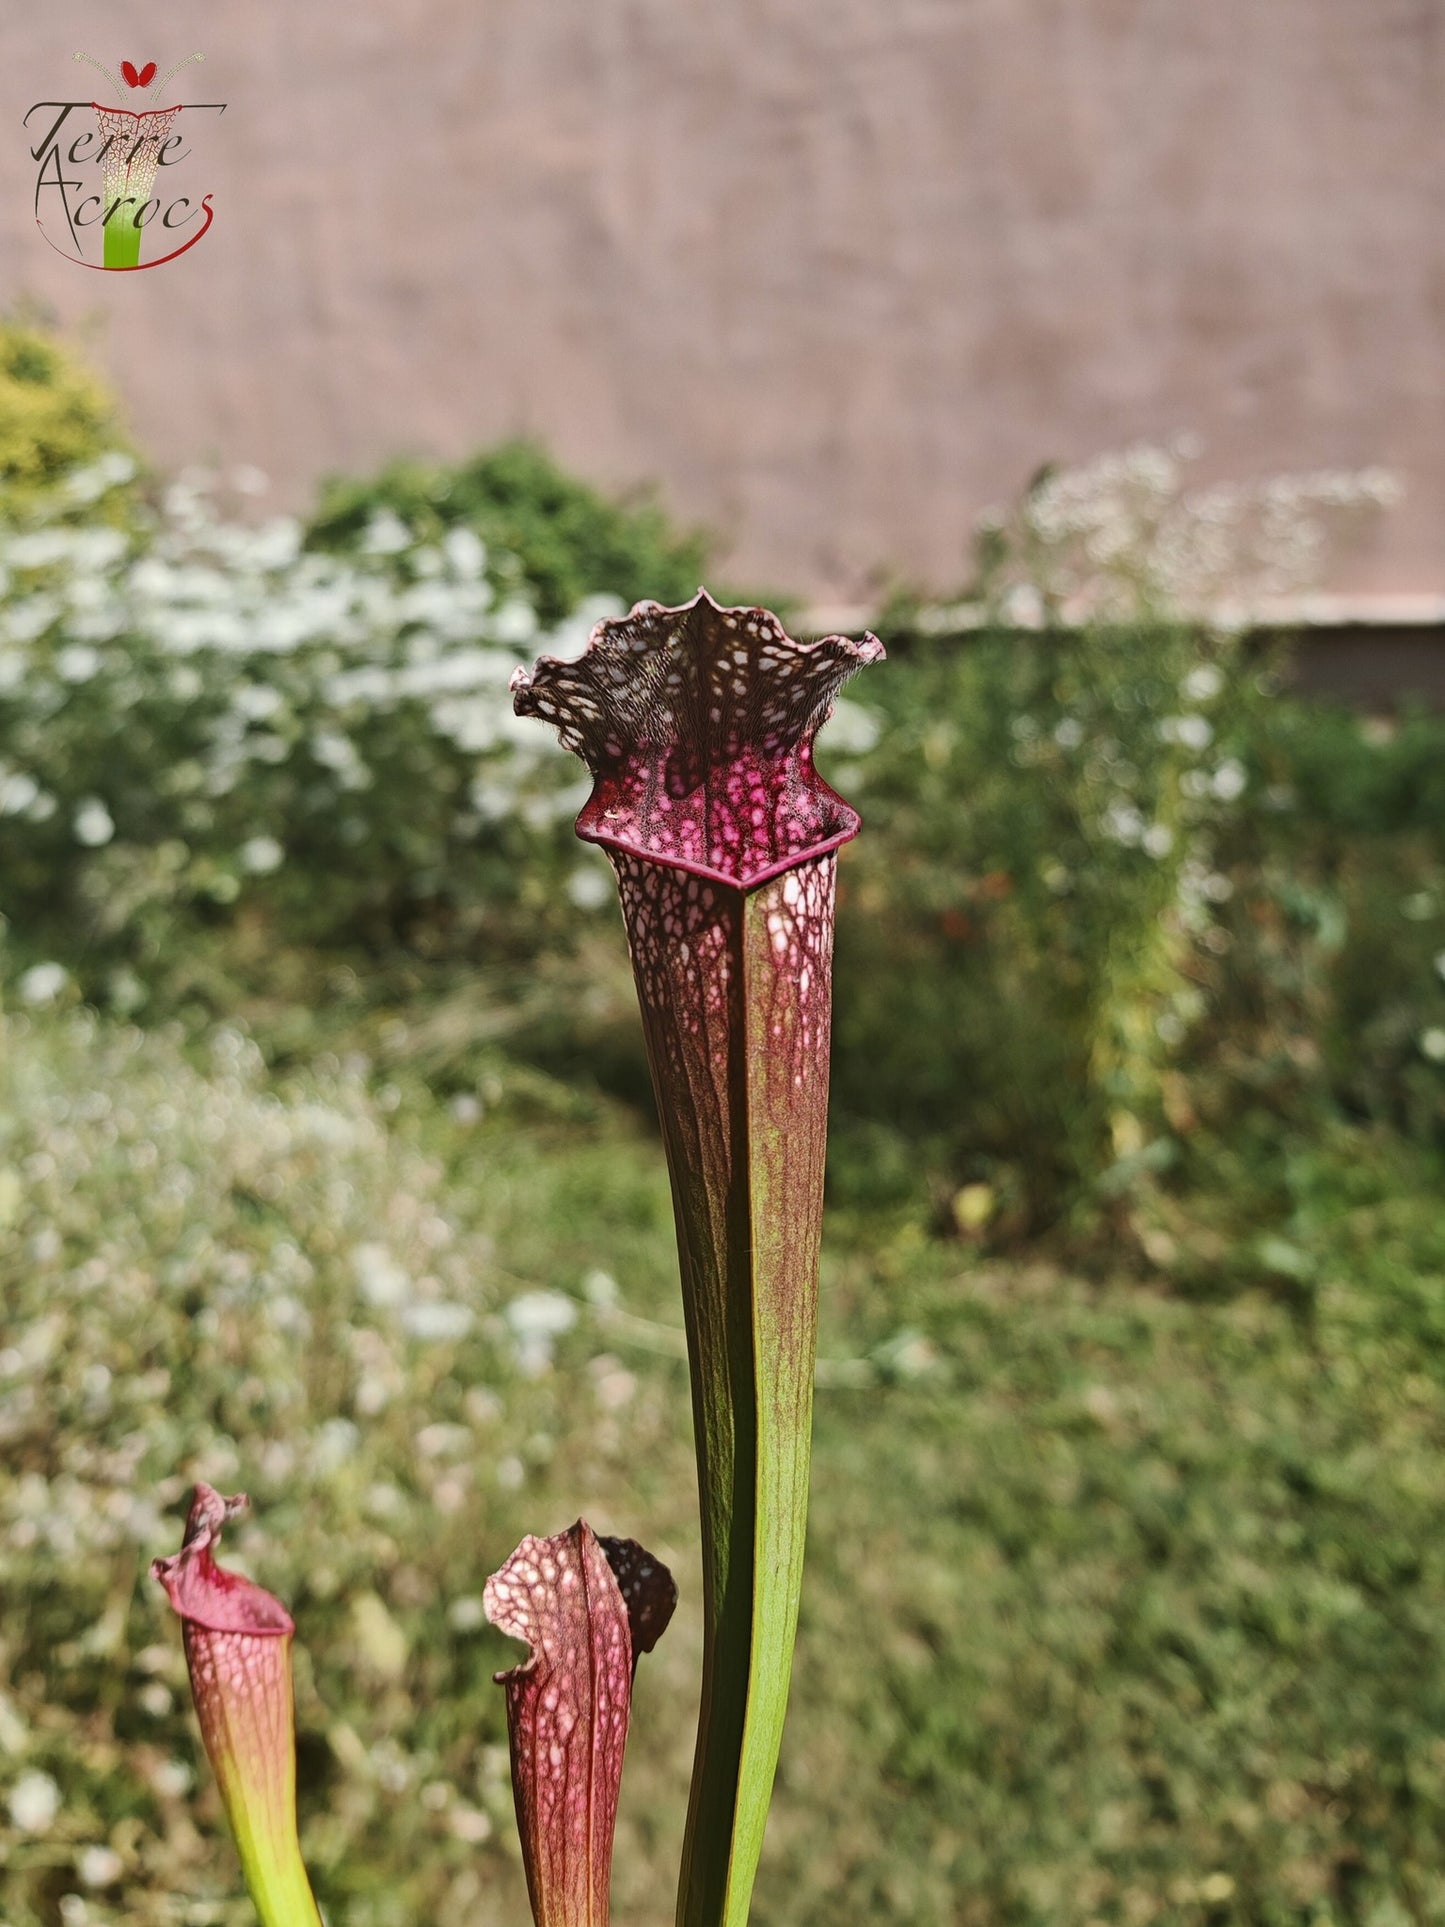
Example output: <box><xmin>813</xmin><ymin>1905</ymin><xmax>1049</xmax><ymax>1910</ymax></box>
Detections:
<box><xmin>511</xmin><ymin>589</ymin><xmax>883</xmax><ymax>890</ymax></box>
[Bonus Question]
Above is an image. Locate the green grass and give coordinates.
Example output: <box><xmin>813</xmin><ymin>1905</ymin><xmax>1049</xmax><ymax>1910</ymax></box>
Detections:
<box><xmin>2</xmin><ymin>1004</ymin><xmax>1445</xmax><ymax>1926</ymax></box>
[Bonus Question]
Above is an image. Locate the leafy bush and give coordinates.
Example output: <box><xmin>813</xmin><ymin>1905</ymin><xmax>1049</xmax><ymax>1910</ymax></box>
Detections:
<box><xmin>829</xmin><ymin>614</ymin><xmax>1270</xmax><ymax>1229</ymax></box>
<box><xmin>306</xmin><ymin>440</ymin><xmax>711</xmax><ymax>624</ymax></box>
<box><xmin>1207</xmin><ymin>702</ymin><xmax>1445</xmax><ymax>1149</ymax></box>
<box><xmin>0</xmin><ymin>318</ymin><xmax>136</xmax><ymax>520</ymax></box>
<box><xmin>830</xmin><ymin>627</ymin><xmax>1445</xmax><ymax>1232</ymax></box>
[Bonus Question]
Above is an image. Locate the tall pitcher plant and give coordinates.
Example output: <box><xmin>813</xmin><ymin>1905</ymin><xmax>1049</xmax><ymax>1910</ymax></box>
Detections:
<box><xmin>155</xmin><ymin>592</ymin><xmax>880</xmax><ymax>1927</ymax></box>
<box><xmin>513</xmin><ymin>592</ymin><xmax>883</xmax><ymax>1924</ymax></box>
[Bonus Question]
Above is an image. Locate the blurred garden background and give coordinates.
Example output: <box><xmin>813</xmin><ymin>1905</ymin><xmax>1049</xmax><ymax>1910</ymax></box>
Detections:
<box><xmin>3</xmin><ymin>3</ymin><xmax>1445</xmax><ymax>1923</ymax></box>
<box><xmin>0</xmin><ymin>314</ymin><xmax>1442</xmax><ymax>1927</ymax></box>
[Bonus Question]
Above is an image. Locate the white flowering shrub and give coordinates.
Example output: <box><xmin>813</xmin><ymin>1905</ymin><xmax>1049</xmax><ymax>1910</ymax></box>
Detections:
<box><xmin>836</xmin><ymin>443</ymin><xmax>1404</xmax><ymax>1227</ymax></box>
<box><xmin>971</xmin><ymin>438</ymin><xmax>1403</xmax><ymax>625</ymax></box>
<box><xmin>0</xmin><ymin>463</ymin><xmax>623</xmax><ymax>980</ymax></box>
<box><xmin>0</xmin><ymin>1004</ymin><xmax>682</xmax><ymax>1926</ymax></box>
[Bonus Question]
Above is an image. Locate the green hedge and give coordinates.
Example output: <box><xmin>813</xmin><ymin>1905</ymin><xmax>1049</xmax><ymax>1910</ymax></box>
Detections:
<box><xmin>306</xmin><ymin>440</ymin><xmax>712</xmax><ymax>624</ymax></box>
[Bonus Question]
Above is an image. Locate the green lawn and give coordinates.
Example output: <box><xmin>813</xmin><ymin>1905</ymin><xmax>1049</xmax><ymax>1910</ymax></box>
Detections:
<box><xmin>3</xmin><ymin>1002</ymin><xmax>1444</xmax><ymax>1927</ymax></box>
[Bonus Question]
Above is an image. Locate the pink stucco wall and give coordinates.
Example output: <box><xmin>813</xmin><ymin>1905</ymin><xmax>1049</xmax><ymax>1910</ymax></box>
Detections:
<box><xmin>4</xmin><ymin>1</ymin><xmax>1440</xmax><ymax>599</ymax></box>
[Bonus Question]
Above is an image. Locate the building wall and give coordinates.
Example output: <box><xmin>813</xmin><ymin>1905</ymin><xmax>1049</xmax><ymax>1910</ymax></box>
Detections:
<box><xmin>4</xmin><ymin>0</ymin><xmax>1441</xmax><ymax>599</ymax></box>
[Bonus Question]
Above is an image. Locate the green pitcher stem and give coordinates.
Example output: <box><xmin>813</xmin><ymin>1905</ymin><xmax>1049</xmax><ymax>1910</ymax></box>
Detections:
<box><xmin>227</xmin><ymin>1828</ymin><xmax>324</xmax><ymax>1927</ymax></box>
<box><xmin>615</xmin><ymin>856</ymin><xmax>835</xmax><ymax>1927</ymax></box>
